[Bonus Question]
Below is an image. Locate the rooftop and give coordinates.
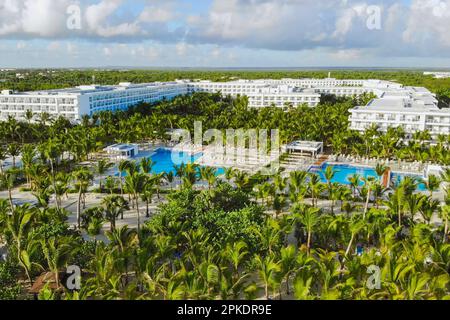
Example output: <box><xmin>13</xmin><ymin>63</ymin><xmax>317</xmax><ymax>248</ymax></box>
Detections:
<box><xmin>287</xmin><ymin>140</ymin><xmax>324</xmax><ymax>150</ymax></box>
<box><xmin>1</xmin><ymin>81</ymin><xmax>186</xmax><ymax>96</ymax></box>
<box><xmin>105</xmin><ymin>143</ymin><xmax>138</xmax><ymax>151</ymax></box>
<box><xmin>353</xmin><ymin>97</ymin><xmax>450</xmax><ymax>114</ymax></box>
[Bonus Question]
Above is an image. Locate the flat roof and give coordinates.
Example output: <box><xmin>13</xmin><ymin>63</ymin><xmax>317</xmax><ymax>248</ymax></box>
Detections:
<box><xmin>106</xmin><ymin>143</ymin><xmax>138</xmax><ymax>151</ymax></box>
<box><xmin>2</xmin><ymin>81</ymin><xmax>185</xmax><ymax>96</ymax></box>
<box><xmin>353</xmin><ymin>98</ymin><xmax>450</xmax><ymax>114</ymax></box>
<box><xmin>287</xmin><ymin>140</ymin><xmax>323</xmax><ymax>151</ymax></box>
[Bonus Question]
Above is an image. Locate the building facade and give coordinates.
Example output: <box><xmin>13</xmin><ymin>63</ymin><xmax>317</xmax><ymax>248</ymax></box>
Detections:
<box><xmin>424</xmin><ymin>71</ymin><xmax>450</xmax><ymax>79</ymax></box>
<box><xmin>1</xmin><ymin>78</ymin><xmax>449</xmax><ymax>137</ymax></box>
<box><xmin>349</xmin><ymin>85</ymin><xmax>450</xmax><ymax>138</ymax></box>
<box><xmin>0</xmin><ymin>82</ymin><xmax>189</xmax><ymax>122</ymax></box>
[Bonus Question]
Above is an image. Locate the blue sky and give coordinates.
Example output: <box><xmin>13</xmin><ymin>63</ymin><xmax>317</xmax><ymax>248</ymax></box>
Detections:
<box><xmin>0</xmin><ymin>0</ymin><xmax>449</xmax><ymax>68</ymax></box>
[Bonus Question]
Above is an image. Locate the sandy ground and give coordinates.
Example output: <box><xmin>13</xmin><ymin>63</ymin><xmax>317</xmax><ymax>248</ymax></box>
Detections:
<box><xmin>0</xmin><ymin>187</ymin><xmax>166</xmax><ymax>241</ymax></box>
<box><xmin>0</xmin><ymin>183</ymin><xmax>445</xmax><ymax>242</ymax></box>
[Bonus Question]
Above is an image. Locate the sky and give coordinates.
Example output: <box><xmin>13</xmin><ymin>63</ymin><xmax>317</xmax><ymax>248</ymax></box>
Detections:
<box><xmin>0</xmin><ymin>0</ymin><xmax>450</xmax><ymax>68</ymax></box>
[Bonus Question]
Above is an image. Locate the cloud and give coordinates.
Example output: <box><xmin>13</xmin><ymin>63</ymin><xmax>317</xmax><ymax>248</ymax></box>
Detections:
<box><xmin>16</xmin><ymin>41</ymin><xmax>26</xmax><ymax>49</ymax></box>
<box><xmin>0</xmin><ymin>0</ymin><xmax>182</xmax><ymax>41</ymax></box>
<box><xmin>0</xmin><ymin>0</ymin><xmax>450</xmax><ymax>63</ymax></box>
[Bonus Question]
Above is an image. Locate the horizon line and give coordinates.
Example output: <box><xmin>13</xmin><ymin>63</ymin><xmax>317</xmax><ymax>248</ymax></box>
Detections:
<box><xmin>2</xmin><ymin>66</ymin><xmax>450</xmax><ymax>71</ymax></box>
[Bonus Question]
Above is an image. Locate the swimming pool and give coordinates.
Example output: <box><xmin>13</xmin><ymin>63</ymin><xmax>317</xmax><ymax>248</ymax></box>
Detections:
<box><xmin>310</xmin><ymin>163</ymin><xmax>427</xmax><ymax>191</ymax></box>
<box><xmin>117</xmin><ymin>148</ymin><xmax>225</xmax><ymax>176</ymax></box>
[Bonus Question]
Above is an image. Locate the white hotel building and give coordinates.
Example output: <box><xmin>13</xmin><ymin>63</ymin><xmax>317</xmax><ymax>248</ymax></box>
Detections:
<box><xmin>349</xmin><ymin>84</ymin><xmax>450</xmax><ymax>138</ymax></box>
<box><xmin>0</xmin><ymin>78</ymin><xmax>449</xmax><ymax>137</ymax></box>
<box><xmin>0</xmin><ymin>82</ymin><xmax>189</xmax><ymax>122</ymax></box>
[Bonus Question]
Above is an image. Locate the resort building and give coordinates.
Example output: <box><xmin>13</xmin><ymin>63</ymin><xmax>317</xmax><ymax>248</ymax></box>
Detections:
<box><xmin>424</xmin><ymin>71</ymin><xmax>450</xmax><ymax>79</ymax></box>
<box><xmin>0</xmin><ymin>77</ymin><xmax>395</xmax><ymax>122</ymax></box>
<box><xmin>188</xmin><ymin>80</ymin><xmax>322</xmax><ymax>108</ymax></box>
<box><xmin>284</xmin><ymin>141</ymin><xmax>324</xmax><ymax>158</ymax></box>
<box><xmin>1</xmin><ymin>77</ymin><xmax>449</xmax><ymax>137</ymax></box>
<box><xmin>350</xmin><ymin>86</ymin><xmax>450</xmax><ymax>138</ymax></box>
<box><xmin>104</xmin><ymin>143</ymin><xmax>139</xmax><ymax>160</ymax></box>
<box><xmin>0</xmin><ymin>82</ymin><xmax>189</xmax><ymax>122</ymax></box>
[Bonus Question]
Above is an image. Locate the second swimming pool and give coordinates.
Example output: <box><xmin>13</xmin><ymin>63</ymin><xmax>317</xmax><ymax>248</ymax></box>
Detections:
<box><xmin>310</xmin><ymin>163</ymin><xmax>427</xmax><ymax>191</ymax></box>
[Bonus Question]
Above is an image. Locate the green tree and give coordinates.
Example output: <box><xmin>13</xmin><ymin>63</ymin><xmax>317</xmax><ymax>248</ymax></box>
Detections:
<box><xmin>96</xmin><ymin>160</ymin><xmax>114</xmax><ymax>191</ymax></box>
<box><xmin>72</xmin><ymin>167</ymin><xmax>93</xmax><ymax>229</ymax></box>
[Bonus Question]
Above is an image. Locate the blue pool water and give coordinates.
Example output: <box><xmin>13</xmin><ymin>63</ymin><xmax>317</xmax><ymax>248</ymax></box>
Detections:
<box><xmin>310</xmin><ymin>163</ymin><xmax>427</xmax><ymax>191</ymax></box>
<box><xmin>117</xmin><ymin>148</ymin><xmax>225</xmax><ymax>176</ymax></box>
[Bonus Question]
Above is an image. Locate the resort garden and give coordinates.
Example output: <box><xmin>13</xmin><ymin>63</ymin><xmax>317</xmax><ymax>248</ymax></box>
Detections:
<box><xmin>0</xmin><ymin>90</ymin><xmax>449</xmax><ymax>300</ymax></box>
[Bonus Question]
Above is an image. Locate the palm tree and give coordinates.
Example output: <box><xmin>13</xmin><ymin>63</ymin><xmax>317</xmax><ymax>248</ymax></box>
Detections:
<box><xmin>153</xmin><ymin>173</ymin><xmax>164</xmax><ymax>200</ymax></box>
<box><xmin>280</xmin><ymin>245</ymin><xmax>297</xmax><ymax>296</ymax></box>
<box><xmin>424</xmin><ymin>175</ymin><xmax>441</xmax><ymax>199</ymax></box>
<box><xmin>7</xmin><ymin>143</ymin><xmax>21</xmax><ymax>168</ymax></box>
<box><xmin>323</xmin><ymin>166</ymin><xmax>336</xmax><ymax>188</ymax></box>
<box><xmin>41</xmin><ymin>139</ymin><xmax>61</xmax><ymax>211</ymax></box>
<box><xmin>141</xmin><ymin>178</ymin><xmax>155</xmax><ymax>218</ymax></box>
<box><xmin>441</xmin><ymin>168</ymin><xmax>450</xmax><ymax>187</ymax></box>
<box><xmin>0</xmin><ymin>171</ymin><xmax>15</xmax><ymax>210</ymax></box>
<box><xmin>6</xmin><ymin>205</ymin><xmax>36</xmax><ymax>284</ymax></box>
<box><xmin>38</xmin><ymin>112</ymin><xmax>52</xmax><ymax>126</ymax></box>
<box><xmin>73</xmin><ymin>167</ymin><xmax>93</xmax><ymax>229</ymax></box>
<box><xmin>104</xmin><ymin>176</ymin><xmax>117</xmax><ymax>195</ymax></box>
<box><xmin>224</xmin><ymin>168</ymin><xmax>236</xmax><ymax>182</ymax></box>
<box><xmin>273</xmin><ymin>174</ymin><xmax>287</xmax><ymax>194</ymax></box>
<box><xmin>24</xmin><ymin>109</ymin><xmax>34</xmax><ymax>124</ymax></box>
<box><xmin>223</xmin><ymin>241</ymin><xmax>248</xmax><ymax>281</ymax></box>
<box><xmin>406</xmin><ymin>193</ymin><xmax>424</xmax><ymax>222</ymax></box>
<box><xmin>39</xmin><ymin>237</ymin><xmax>73</xmax><ymax>288</ymax></box>
<box><xmin>292</xmin><ymin>204</ymin><xmax>321</xmax><ymax>253</ymax></box>
<box><xmin>118</xmin><ymin>160</ymin><xmax>132</xmax><ymax>197</ymax></box>
<box><xmin>181</xmin><ymin>163</ymin><xmax>199</xmax><ymax>188</ymax></box>
<box><xmin>440</xmin><ymin>204</ymin><xmax>449</xmax><ymax>243</ymax></box>
<box><xmin>417</xmin><ymin>196</ymin><xmax>439</xmax><ymax>225</ymax></box>
<box><xmin>199</xmin><ymin>167</ymin><xmax>217</xmax><ymax>191</ymax></box>
<box><xmin>375</xmin><ymin>163</ymin><xmax>388</xmax><ymax>183</ymax></box>
<box><xmin>289</xmin><ymin>171</ymin><xmax>308</xmax><ymax>197</ymax></box>
<box><xmin>254</xmin><ymin>254</ymin><xmax>280</xmax><ymax>300</ymax></box>
<box><xmin>125</xmin><ymin>172</ymin><xmax>147</xmax><ymax>234</ymax></box>
<box><xmin>52</xmin><ymin>176</ymin><xmax>69</xmax><ymax>210</ymax></box>
<box><xmin>102</xmin><ymin>195</ymin><xmax>129</xmax><ymax>232</ymax></box>
<box><xmin>273</xmin><ymin>194</ymin><xmax>286</xmax><ymax>218</ymax></box>
<box><xmin>163</xmin><ymin>171</ymin><xmax>175</xmax><ymax>190</ymax></box>
<box><xmin>96</xmin><ymin>160</ymin><xmax>114</xmax><ymax>191</ymax></box>
<box><xmin>386</xmin><ymin>186</ymin><xmax>407</xmax><ymax>228</ymax></box>
<box><xmin>321</xmin><ymin>168</ymin><xmax>338</xmax><ymax>214</ymax></box>
<box><xmin>362</xmin><ymin>176</ymin><xmax>377</xmax><ymax>219</ymax></box>
<box><xmin>140</xmin><ymin>158</ymin><xmax>154</xmax><ymax>175</ymax></box>
<box><xmin>308</xmin><ymin>173</ymin><xmax>323</xmax><ymax>208</ymax></box>
<box><xmin>344</xmin><ymin>216</ymin><xmax>365</xmax><ymax>258</ymax></box>
<box><xmin>0</xmin><ymin>146</ymin><xmax>7</xmax><ymax>174</ymax></box>
<box><xmin>233</xmin><ymin>171</ymin><xmax>250</xmax><ymax>191</ymax></box>
<box><xmin>348</xmin><ymin>174</ymin><xmax>361</xmax><ymax>199</ymax></box>
<box><xmin>20</xmin><ymin>144</ymin><xmax>36</xmax><ymax>188</ymax></box>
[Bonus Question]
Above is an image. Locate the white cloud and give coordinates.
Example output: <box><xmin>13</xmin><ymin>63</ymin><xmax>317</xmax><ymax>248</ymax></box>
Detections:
<box><xmin>47</xmin><ymin>41</ymin><xmax>61</xmax><ymax>51</ymax></box>
<box><xmin>402</xmin><ymin>0</ymin><xmax>450</xmax><ymax>47</ymax></box>
<box><xmin>0</xmin><ymin>0</ymin><xmax>450</xmax><ymax>64</ymax></box>
<box><xmin>175</xmin><ymin>42</ymin><xmax>191</xmax><ymax>56</ymax></box>
<box><xmin>21</xmin><ymin>0</ymin><xmax>69</xmax><ymax>36</ymax></box>
<box><xmin>329</xmin><ymin>49</ymin><xmax>363</xmax><ymax>60</ymax></box>
<box><xmin>16</xmin><ymin>41</ymin><xmax>26</xmax><ymax>49</ymax></box>
<box><xmin>139</xmin><ymin>7</ymin><xmax>174</xmax><ymax>23</ymax></box>
<box><xmin>103</xmin><ymin>47</ymin><xmax>112</xmax><ymax>56</ymax></box>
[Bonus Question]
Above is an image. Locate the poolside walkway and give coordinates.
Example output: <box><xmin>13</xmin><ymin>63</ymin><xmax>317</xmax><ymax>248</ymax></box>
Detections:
<box><xmin>314</xmin><ymin>155</ymin><xmax>329</xmax><ymax>166</ymax></box>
